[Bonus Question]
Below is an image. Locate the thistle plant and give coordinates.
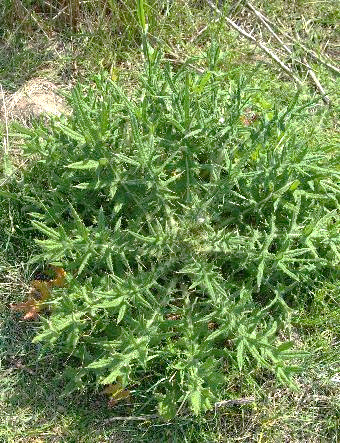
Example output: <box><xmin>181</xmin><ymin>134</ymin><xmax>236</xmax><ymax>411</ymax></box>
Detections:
<box><xmin>7</xmin><ymin>40</ymin><xmax>339</xmax><ymax>418</ymax></box>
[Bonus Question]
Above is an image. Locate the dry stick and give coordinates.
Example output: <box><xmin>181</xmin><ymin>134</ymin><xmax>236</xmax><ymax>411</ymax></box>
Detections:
<box><xmin>245</xmin><ymin>1</ymin><xmax>291</xmax><ymax>53</ymax></box>
<box><xmin>206</xmin><ymin>0</ymin><xmax>303</xmax><ymax>86</ymax></box>
<box><xmin>244</xmin><ymin>2</ymin><xmax>331</xmax><ymax>104</ymax></box>
<box><xmin>303</xmin><ymin>57</ymin><xmax>331</xmax><ymax>104</ymax></box>
<box><xmin>100</xmin><ymin>414</ymin><xmax>159</xmax><ymax>424</ymax></box>
<box><xmin>0</xmin><ymin>85</ymin><xmax>9</xmax><ymax>146</ymax></box>
<box><xmin>100</xmin><ymin>397</ymin><xmax>255</xmax><ymax>424</ymax></box>
<box><xmin>215</xmin><ymin>396</ymin><xmax>255</xmax><ymax>408</ymax></box>
<box><xmin>190</xmin><ymin>0</ymin><xmax>243</xmax><ymax>44</ymax></box>
<box><xmin>14</xmin><ymin>0</ymin><xmax>51</xmax><ymax>39</ymax></box>
<box><xmin>51</xmin><ymin>5</ymin><xmax>69</xmax><ymax>21</ymax></box>
<box><xmin>189</xmin><ymin>24</ymin><xmax>210</xmax><ymax>44</ymax></box>
<box><xmin>246</xmin><ymin>1</ymin><xmax>340</xmax><ymax>76</ymax></box>
<box><xmin>286</xmin><ymin>36</ymin><xmax>340</xmax><ymax>76</ymax></box>
<box><xmin>0</xmin><ymin>84</ymin><xmax>10</xmax><ymax>162</ymax></box>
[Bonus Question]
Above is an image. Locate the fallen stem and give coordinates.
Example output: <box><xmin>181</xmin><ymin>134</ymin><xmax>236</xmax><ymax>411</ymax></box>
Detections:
<box><xmin>245</xmin><ymin>1</ymin><xmax>292</xmax><ymax>53</ymax></box>
<box><xmin>244</xmin><ymin>2</ymin><xmax>330</xmax><ymax>104</ymax></box>
<box><xmin>206</xmin><ymin>0</ymin><xmax>303</xmax><ymax>85</ymax></box>
<box><xmin>189</xmin><ymin>24</ymin><xmax>210</xmax><ymax>43</ymax></box>
<box><xmin>0</xmin><ymin>84</ymin><xmax>9</xmax><ymax>157</ymax></box>
<box><xmin>215</xmin><ymin>397</ymin><xmax>255</xmax><ymax>408</ymax></box>
<box><xmin>100</xmin><ymin>414</ymin><xmax>159</xmax><ymax>424</ymax></box>
<box><xmin>245</xmin><ymin>1</ymin><xmax>340</xmax><ymax>75</ymax></box>
<box><xmin>99</xmin><ymin>396</ymin><xmax>256</xmax><ymax>424</ymax></box>
<box><xmin>303</xmin><ymin>57</ymin><xmax>331</xmax><ymax>104</ymax></box>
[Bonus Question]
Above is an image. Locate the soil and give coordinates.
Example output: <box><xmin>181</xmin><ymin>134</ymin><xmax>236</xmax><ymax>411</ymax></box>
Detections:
<box><xmin>1</xmin><ymin>77</ymin><xmax>69</xmax><ymax>123</ymax></box>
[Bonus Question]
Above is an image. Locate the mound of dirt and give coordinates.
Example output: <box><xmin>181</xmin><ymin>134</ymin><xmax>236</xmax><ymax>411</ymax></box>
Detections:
<box><xmin>1</xmin><ymin>78</ymin><xmax>69</xmax><ymax>123</ymax></box>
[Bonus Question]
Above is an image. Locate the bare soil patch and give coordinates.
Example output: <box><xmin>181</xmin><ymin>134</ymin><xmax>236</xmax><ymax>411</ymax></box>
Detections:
<box><xmin>1</xmin><ymin>77</ymin><xmax>69</xmax><ymax>123</ymax></box>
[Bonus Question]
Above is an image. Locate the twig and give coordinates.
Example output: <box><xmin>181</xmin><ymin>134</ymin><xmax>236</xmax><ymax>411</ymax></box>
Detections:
<box><xmin>100</xmin><ymin>397</ymin><xmax>256</xmax><ymax>425</ymax></box>
<box><xmin>189</xmin><ymin>24</ymin><xmax>210</xmax><ymax>44</ymax></box>
<box><xmin>206</xmin><ymin>0</ymin><xmax>303</xmax><ymax>85</ymax></box>
<box><xmin>12</xmin><ymin>0</ymin><xmax>51</xmax><ymax>40</ymax></box>
<box><xmin>303</xmin><ymin>57</ymin><xmax>331</xmax><ymax>104</ymax></box>
<box><xmin>287</xmin><ymin>38</ymin><xmax>340</xmax><ymax>76</ymax></box>
<box><xmin>215</xmin><ymin>397</ymin><xmax>255</xmax><ymax>408</ymax></box>
<box><xmin>193</xmin><ymin>0</ymin><xmax>245</xmax><ymax>44</ymax></box>
<box><xmin>51</xmin><ymin>5</ymin><xmax>69</xmax><ymax>21</ymax></box>
<box><xmin>245</xmin><ymin>1</ymin><xmax>340</xmax><ymax>75</ymax></box>
<box><xmin>100</xmin><ymin>414</ymin><xmax>159</xmax><ymax>424</ymax></box>
<box><xmin>0</xmin><ymin>84</ymin><xmax>9</xmax><ymax>158</ymax></box>
<box><xmin>244</xmin><ymin>2</ymin><xmax>330</xmax><ymax>104</ymax></box>
<box><xmin>245</xmin><ymin>1</ymin><xmax>291</xmax><ymax>53</ymax></box>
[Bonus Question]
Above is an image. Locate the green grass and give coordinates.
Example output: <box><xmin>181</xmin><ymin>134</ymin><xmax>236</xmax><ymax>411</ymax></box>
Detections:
<box><xmin>0</xmin><ymin>0</ymin><xmax>339</xmax><ymax>441</ymax></box>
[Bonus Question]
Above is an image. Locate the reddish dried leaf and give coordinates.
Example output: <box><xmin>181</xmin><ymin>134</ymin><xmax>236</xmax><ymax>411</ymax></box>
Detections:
<box><xmin>10</xmin><ymin>266</ymin><xmax>66</xmax><ymax>321</ymax></box>
<box><xmin>10</xmin><ymin>297</ymin><xmax>40</xmax><ymax>320</ymax></box>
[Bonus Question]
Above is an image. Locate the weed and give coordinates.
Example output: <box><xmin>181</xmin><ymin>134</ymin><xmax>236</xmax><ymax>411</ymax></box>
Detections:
<box><xmin>2</xmin><ymin>35</ymin><xmax>337</xmax><ymax>420</ymax></box>
<box><xmin>0</xmin><ymin>0</ymin><xmax>339</xmax><ymax>439</ymax></box>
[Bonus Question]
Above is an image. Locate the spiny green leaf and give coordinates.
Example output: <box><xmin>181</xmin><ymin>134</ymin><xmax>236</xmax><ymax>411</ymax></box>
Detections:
<box><xmin>67</xmin><ymin>160</ymin><xmax>100</xmax><ymax>169</ymax></box>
